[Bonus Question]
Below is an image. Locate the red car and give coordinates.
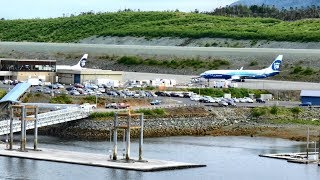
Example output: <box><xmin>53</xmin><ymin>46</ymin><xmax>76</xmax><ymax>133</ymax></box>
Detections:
<box><xmin>117</xmin><ymin>103</ymin><xmax>130</xmax><ymax>109</ymax></box>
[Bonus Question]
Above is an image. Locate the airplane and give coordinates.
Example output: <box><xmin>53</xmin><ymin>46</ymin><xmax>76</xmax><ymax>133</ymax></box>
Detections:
<box><xmin>56</xmin><ymin>54</ymin><xmax>88</xmax><ymax>70</ymax></box>
<box><xmin>200</xmin><ymin>55</ymin><xmax>283</xmax><ymax>82</ymax></box>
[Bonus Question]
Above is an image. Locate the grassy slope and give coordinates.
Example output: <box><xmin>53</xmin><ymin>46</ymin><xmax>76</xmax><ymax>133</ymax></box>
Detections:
<box><xmin>0</xmin><ymin>12</ymin><xmax>320</xmax><ymax>42</ymax></box>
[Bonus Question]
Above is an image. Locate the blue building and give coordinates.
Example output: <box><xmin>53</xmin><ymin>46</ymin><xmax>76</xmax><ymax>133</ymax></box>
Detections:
<box><xmin>300</xmin><ymin>90</ymin><xmax>320</xmax><ymax>106</ymax></box>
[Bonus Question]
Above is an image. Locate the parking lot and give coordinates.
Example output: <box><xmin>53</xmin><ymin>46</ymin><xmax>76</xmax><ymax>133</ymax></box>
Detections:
<box><xmin>0</xmin><ymin>80</ymin><xmax>301</xmax><ymax>109</ymax></box>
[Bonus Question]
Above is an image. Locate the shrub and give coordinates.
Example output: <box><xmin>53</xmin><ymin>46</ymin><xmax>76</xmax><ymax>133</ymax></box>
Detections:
<box><xmin>291</xmin><ymin>66</ymin><xmax>303</xmax><ymax>74</ymax></box>
<box><xmin>249</xmin><ymin>60</ymin><xmax>258</xmax><ymax>66</ymax></box>
<box><xmin>290</xmin><ymin>107</ymin><xmax>302</xmax><ymax>118</ymax></box>
<box><xmin>135</xmin><ymin>108</ymin><xmax>166</xmax><ymax>116</ymax></box>
<box><xmin>251</xmin><ymin>107</ymin><xmax>267</xmax><ymax>117</ymax></box>
<box><xmin>301</xmin><ymin>67</ymin><xmax>315</xmax><ymax>75</ymax></box>
<box><xmin>270</xmin><ymin>105</ymin><xmax>279</xmax><ymax>115</ymax></box>
<box><xmin>50</xmin><ymin>94</ymin><xmax>72</xmax><ymax>104</ymax></box>
<box><xmin>89</xmin><ymin>112</ymin><xmax>114</xmax><ymax>119</ymax></box>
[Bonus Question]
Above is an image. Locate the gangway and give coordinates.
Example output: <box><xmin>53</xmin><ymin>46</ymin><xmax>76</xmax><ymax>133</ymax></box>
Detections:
<box><xmin>0</xmin><ymin>107</ymin><xmax>90</xmax><ymax>136</ymax></box>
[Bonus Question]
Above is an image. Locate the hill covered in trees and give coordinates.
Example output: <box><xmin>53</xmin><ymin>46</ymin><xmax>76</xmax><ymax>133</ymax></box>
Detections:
<box><xmin>0</xmin><ymin>12</ymin><xmax>319</xmax><ymax>43</ymax></box>
<box><xmin>208</xmin><ymin>4</ymin><xmax>320</xmax><ymax>21</ymax></box>
<box><xmin>231</xmin><ymin>0</ymin><xmax>320</xmax><ymax>9</ymax></box>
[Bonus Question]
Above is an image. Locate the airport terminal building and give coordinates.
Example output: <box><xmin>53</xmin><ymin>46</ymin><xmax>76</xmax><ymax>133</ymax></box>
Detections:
<box><xmin>56</xmin><ymin>69</ymin><xmax>123</xmax><ymax>85</ymax></box>
<box><xmin>0</xmin><ymin>58</ymin><xmax>123</xmax><ymax>84</ymax></box>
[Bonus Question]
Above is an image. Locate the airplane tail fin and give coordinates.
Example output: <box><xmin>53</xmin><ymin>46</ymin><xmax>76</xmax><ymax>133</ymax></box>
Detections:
<box><xmin>75</xmin><ymin>54</ymin><xmax>88</xmax><ymax>68</ymax></box>
<box><xmin>267</xmin><ymin>55</ymin><xmax>283</xmax><ymax>71</ymax></box>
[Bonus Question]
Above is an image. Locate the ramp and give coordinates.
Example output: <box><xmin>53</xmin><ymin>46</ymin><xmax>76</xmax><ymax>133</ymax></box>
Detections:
<box><xmin>0</xmin><ymin>107</ymin><xmax>90</xmax><ymax>135</ymax></box>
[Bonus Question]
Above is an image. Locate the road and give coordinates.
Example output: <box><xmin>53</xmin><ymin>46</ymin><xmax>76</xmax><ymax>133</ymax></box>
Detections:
<box><xmin>1</xmin><ymin>42</ymin><xmax>320</xmax><ymax>58</ymax></box>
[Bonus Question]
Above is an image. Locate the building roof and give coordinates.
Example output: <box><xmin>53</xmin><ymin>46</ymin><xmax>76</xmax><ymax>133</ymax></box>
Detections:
<box><xmin>300</xmin><ymin>90</ymin><xmax>320</xmax><ymax>97</ymax></box>
<box><xmin>57</xmin><ymin>68</ymin><xmax>123</xmax><ymax>75</ymax></box>
<box><xmin>0</xmin><ymin>82</ymin><xmax>31</xmax><ymax>103</ymax></box>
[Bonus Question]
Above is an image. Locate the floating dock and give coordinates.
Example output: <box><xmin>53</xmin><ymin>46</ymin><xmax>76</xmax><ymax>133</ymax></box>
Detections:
<box><xmin>260</xmin><ymin>152</ymin><xmax>319</xmax><ymax>164</ymax></box>
<box><xmin>0</xmin><ymin>144</ymin><xmax>205</xmax><ymax>172</ymax></box>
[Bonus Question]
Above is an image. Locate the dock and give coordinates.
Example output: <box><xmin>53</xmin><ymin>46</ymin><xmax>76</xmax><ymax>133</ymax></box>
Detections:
<box><xmin>0</xmin><ymin>144</ymin><xmax>205</xmax><ymax>172</ymax></box>
<box><xmin>259</xmin><ymin>152</ymin><xmax>319</xmax><ymax>164</ymax></box>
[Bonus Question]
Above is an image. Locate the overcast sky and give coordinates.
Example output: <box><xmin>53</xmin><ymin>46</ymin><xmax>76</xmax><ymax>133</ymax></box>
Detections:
<box><xmin>0</xmin><ymin>0</ymin><xmax>236</xmax><ymax>19</ymax></box>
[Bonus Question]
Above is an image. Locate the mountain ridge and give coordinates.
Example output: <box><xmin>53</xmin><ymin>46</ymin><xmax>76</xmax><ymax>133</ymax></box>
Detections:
<box><xmin>231</xmin><ymin>0</ymin><xmax>320</xmax><ymax>9</ymax></box>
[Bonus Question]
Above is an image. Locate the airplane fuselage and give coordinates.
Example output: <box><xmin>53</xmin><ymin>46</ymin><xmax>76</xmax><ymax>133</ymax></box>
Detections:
<box><xmin>200</xmin><ymin>69</ymin><xmax>279</xmax><ymax>80</ymax></box>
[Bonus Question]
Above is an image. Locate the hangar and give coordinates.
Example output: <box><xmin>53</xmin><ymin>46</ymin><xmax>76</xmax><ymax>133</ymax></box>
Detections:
<box><xmin>300</xmin><ymin>90</ymin><xmax>320</xmax><ymax>106</ymax></box>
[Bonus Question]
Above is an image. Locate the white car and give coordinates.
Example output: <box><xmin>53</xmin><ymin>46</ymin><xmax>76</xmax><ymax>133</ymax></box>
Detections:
<box><xmin>190</xmin><ymin>95</ymin><xmax>201</xmax><ymax>101</ymax></box>
<box><xmin>80</xmin><ymin>103</ymin><xmax>97</xmax><ymax>109</ymax></box>
<box><xmin>244</xmin><ymin>97</ymin><xmax>254</xmax><ymax>103</ymax></box>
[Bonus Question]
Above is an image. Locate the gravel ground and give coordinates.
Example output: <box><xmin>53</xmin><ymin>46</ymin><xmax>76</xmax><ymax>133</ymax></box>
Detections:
<box><xmin>79</xmin><ymin>36</ymin><xmax>320</xmax><ymax>49</ymax></box>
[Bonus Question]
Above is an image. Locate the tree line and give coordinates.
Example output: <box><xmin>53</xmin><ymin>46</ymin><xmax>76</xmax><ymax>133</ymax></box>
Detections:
<box><xmin>205</xmin><ymin>4</ymin><xmax>320</xmax><ymax>21</ymax></box>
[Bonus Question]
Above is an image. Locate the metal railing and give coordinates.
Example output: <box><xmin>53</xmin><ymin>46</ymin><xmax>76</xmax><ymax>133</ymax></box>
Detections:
<box><xmin>0</xmin><ymin>107</ymin><xmax>91</xmax><ymax>135</ymax></box>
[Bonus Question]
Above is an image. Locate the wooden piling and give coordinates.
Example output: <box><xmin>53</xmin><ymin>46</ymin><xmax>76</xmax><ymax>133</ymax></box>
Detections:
<box><xmin>139</xmin><ymin>114</ymin><xmax>144</xmax><ymax>161</ymax></box>
<box><xmin>113</xmin><ymin>112</ymin><xmax>118</xmax><ymax>160</ymax></box>
<box><xmin>34</xmin><ymin>107</ymin><xmax>38</xmax><ymax>150</ymax></box>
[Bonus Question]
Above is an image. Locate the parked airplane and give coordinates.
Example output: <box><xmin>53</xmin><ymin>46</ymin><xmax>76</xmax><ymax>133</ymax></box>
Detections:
<box><xmin>56</xmin><ymin>54</ymin><xmax>88</xmax><ymax>70</ymax></box>
<box><xmin>200</xmin><ymin>55</ymin><xmax>283</xmax><ymax>82</ymax></box>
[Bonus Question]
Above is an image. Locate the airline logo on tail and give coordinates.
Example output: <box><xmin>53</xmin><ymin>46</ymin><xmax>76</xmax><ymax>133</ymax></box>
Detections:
<box><xmin>271</xmin><ymin>55</ymin><xmax>283</xmax><ymax>71</ymax></box>
<box><xmin>79</xmin><ymin>54</ymin><xmax>88</xmax><ymax>68</ymax></box>
<box><xmin>56</xmin><ymin>53</ymin><xmax>88</xmax><ymax>70</ymax></box>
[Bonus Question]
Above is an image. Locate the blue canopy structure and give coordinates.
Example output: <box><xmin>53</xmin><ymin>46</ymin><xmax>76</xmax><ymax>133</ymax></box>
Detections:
<box><xmin>0</xmin><ymin>82</ymin><xmax>31</xmax><ymax>103</ymax></box>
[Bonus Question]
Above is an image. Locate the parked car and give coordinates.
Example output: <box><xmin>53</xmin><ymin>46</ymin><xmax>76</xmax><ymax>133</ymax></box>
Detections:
<box><xmin>299</xmin><ymin>102</ymin><xmax>312</xmax><ymax>107</ymax></box>
<box><xmin>150</xmin><ymin>100</ymin><xmax>161</xmax><ymax>105</ymax></box>
<box><xmin>218</xmin><ymin>101</ymin><xmax>228</xmax><ymax>107</ymax></box>
<box><xmin>105</xmin><ymin>103</ymin><xmax>118</xmax><ymax>109</ymax></box>
<box><xmin>117</xmin><ymin>103</ymin><xmax>130</xmax><ymax>109</ymax></box>
<box><xmin>74</xmin><ymin>83</ymin><xmax>84</xmax><ymax>88</ymax></box>
<box><xmin>256</xmin><ymin>98</ymin><xmax>266</xmax><ymax>103</ymax></box>
<box><xmin>80</xmin><ymin>103</ymin><xmax>97</xmax><ymax>109</ymax></box>
<box><xmin>190</xmin><ymin>95</ymin><xmax>201</xmax><ymax>101</ymax></box>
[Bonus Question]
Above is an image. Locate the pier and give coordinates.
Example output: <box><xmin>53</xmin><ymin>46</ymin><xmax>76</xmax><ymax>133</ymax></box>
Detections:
<box><xmin>0</xmin><ymin>107</ymin><xmax>206</xmax><ymax>171</ymax></box>
<box><xmin>0</xmin><ymin>144</ymin><xmax>205</xmax><ymax>172</ymax></box>
<box><xmin>260</xmin><ymin>128</ymin><xmax>320</xmax><ymax>166</ymax></box>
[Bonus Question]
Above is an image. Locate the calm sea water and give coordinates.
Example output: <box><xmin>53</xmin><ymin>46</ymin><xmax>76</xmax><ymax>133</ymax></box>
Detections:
<box><xmin>0</xmin><ymin>136</ymin><xmax>319</xmax><ymax>180</ymax></box>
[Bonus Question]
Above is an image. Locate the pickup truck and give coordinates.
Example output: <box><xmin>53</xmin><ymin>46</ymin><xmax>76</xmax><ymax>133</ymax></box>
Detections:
<box><xmin>80</xmin><ymin>103</ymin><xmax>97</xmax><ymax>109</ymax></box>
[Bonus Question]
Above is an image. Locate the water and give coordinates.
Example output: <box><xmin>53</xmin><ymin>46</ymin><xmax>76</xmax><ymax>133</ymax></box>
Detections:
<box><xmin>0</xmin><ymin>136</ymin><xmax>319</xmax><ymax>180</ymax></box>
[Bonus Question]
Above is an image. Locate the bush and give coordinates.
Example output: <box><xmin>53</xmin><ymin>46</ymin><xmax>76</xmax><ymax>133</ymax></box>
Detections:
<box><xmin>290</xmin><ymin>107</ymin><xmax>302</xmax><ymax>118</ymax></box>
<box><xmin>249</xmin><ymin>60</ymin><xmax>258</xmax><ymax>66</ymax></box>
<box><xmin>270</xmin><ymin>105</ymin><xmax>279</xmax><ymax>115</ymax></box>
<box><xmin>291</xmin><ymin>66</ymin><xmax>303</xmax><ymax>74</ymax></box>
<box><xmin>50</xmin><ymin>94</ymin><xmax>72</xmax><ymax>104</ymax></box>
<box><xmin>135</xmin><ymin>108</ymin><xmax>166</xmax><ymax>116</ymax></box>
<box><xmin>302</xmin><ymin>67</ymin><xmax>315</xmax><ymax>75</ymax></box>
<box><xmin>89</xmin><ymin>112</ymin><xmax>114</xmax><ymax>119</ymax></box>
<box><xmin>251</xmin><ymin>107</ymin><xmax>267</xmax><ymax>117</ymax></box>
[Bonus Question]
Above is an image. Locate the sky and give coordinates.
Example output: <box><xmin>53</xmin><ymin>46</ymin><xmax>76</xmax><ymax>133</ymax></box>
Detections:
<box><xmin>0</xmin><ymin>0</ymin><xmax>236</xmax><ymax>19</ymax></box>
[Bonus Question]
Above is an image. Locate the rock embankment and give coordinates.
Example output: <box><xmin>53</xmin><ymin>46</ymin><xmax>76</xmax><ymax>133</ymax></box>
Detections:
<box><xmin>38</xmin><ymin>107</ymin><xmax>320</xmax><ymax>140</ymax></box>
<box><xmin>39</xmin><ymin>107</ymin><xmax>252</xmax><ymax>140</ymax></box>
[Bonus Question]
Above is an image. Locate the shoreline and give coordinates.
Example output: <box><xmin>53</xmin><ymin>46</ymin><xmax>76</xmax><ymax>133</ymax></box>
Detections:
<box><xmin>38</xmin><ymin>122</ymin><xmax>320</xmax><ymax>142</ymax></box>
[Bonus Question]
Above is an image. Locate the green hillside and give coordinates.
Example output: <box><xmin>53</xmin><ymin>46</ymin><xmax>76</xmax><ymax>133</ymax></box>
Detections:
<box><xmin>0</xmin><ymin>11</ymin><xmax>320</xmax><ymax>42</ymax></box>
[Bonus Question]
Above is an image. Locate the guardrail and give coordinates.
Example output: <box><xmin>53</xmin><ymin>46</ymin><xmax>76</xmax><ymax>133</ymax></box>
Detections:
<box><xmin>0</xmin><ymin>107</ymin><xmax>90</xmax><ymax>136</ymax></box>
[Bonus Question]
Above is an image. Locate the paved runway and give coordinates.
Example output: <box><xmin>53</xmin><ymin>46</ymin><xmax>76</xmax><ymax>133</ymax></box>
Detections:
<box><xmin>124</xmin><ymin>72</ymin><xmax>320</xmax><ymax>90</ymax></box>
